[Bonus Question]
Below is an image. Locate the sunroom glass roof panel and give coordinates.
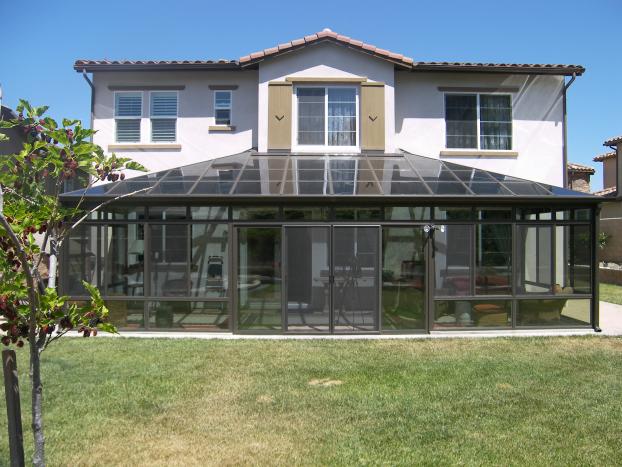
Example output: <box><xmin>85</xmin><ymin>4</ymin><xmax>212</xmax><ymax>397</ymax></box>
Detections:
<box><xmin>59</xmin><ymin>151</ymin><xmax>600</xmax><ymax>201</ymax></box>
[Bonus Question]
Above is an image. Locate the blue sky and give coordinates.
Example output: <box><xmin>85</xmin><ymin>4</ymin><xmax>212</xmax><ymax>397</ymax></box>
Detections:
<box><xmin>1</xmin><ymin>0</ymin><xmax>619</xmax><ymax>190</ymax></box>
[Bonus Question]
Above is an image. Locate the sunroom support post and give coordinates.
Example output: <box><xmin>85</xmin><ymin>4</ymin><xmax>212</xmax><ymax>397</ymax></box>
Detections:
<box><xmin>593</xmin><ymin>205</ymin><xmax>601</xmax><ymax>332</ymax></box>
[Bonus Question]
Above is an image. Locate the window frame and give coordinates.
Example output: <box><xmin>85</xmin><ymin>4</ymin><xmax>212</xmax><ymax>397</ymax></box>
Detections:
<box><xmin>214</xmin><ymin>90</ymin><xmax>233</xmax><ymax>126</ymax></box>
<box><xmin>114</xmin><ymin>91</ymin><xmax>143</xmax><ymax>143</ymax></box>
<box><xmin>443</xmin><ymin>92</ymin><xmax>513</xmax><ymax>151</ymax></box>
<box><xmin>292</xmin><ymin>85</ymin><xmax>360</xmax><ymax>153</ymax></box>
<box><xmin>149</xmin><ymin>90</ymin><xmax>179</xmax><ymax>143</ymax></box>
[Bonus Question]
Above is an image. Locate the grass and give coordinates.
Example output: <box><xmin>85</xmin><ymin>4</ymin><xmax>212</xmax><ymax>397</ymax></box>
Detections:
<box><xmin>1</xmin><ymin>337</ymin><xmax>621</xmax><ymax>466</ymax></box>
<box><xmin>600</xmin><ymin>283</ymin><xmax>622</xmax><ymax>305</ymax></box>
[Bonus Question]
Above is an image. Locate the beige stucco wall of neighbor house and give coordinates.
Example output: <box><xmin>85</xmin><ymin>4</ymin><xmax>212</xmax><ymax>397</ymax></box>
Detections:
<box><xmin>394</xmin><ymin>72</ymin><xmax>565</xmax><ymax>186</ymax></box>
<box><xmin>600</xmin><ymin>201</ymin><xmax>622</xmax><ymax>262</ymax></box>
<box><xmin>257</xmin><ymin>42</ymin><xmax>396</xmax><ymax>153</ymax></box>
<box><xmin>603</xmin><ymin>157</ymin><xmax>617</xmax><ymax>189</ymax></box>
<box><xmin>92</xmin><ymin>70</ymin><xmax>258</xmax><ymax>177</ymax></box>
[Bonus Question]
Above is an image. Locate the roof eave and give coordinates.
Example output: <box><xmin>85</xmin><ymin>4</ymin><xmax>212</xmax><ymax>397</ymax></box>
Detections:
<box><xmin>73</xmin><ymin>63</ymin><xmax>241</xmax><ymax>72</ymax></box>
<box><xmin>410</xmin><ymin>64</ymin><xmax>585</xmax><ymax>76</ymax></box>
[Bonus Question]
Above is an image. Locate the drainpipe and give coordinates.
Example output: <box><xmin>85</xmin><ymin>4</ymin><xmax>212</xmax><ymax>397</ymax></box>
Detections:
<box><xmin>81</xmin><ymin>69</ymin><xmax>95</xmax><ymax>141</ymax></box>
<box><xmin>610</xmin><ymin>142</ymin><xmax>622</xmax><ymax>201</ymax></box>
<box><xmin>562</xmin><ymin>72</ymin><xmax>576</xmax><ymax>189</ymax></box>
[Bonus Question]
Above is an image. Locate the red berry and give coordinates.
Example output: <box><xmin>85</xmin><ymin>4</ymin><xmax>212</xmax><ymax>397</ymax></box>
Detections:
<box><xmin>16</xmin><ymin>340</ymin><xmax>24</xmax><ymax>348</ymax></box>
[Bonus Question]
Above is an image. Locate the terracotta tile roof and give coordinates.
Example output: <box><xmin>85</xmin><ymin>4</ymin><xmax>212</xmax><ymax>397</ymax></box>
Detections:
<box><xmin>73</xmin><ymin>29</ymin><xmax>585</xmax><ymax>76</ymax></box>
<box><xmin>593</xmin><ymin>151</ymin><xmax>617</xmax><ymax>162</ymax></box>
<box><xmin>239</xmin><ymin>28</ymin><xmax>415</xmax><ymax>68</ymax></box>
<box><xmin>567</xmin><ymin>162</ymin><xmax>595</xmax><ymax>174</ymax></box>
<box><xmin>604</xmin><ymin>135</ymin><xmax>622</xmax><ymax>146</ymax></box>
<box><xmin>73</xmin><ymin>59</ymin><xmax>239</xmax><ymax>71</ymax></box>
<box><xmin>594</xmin><ymin>186</ymin><xmax>617</xmax><ymax>196</ymax></box>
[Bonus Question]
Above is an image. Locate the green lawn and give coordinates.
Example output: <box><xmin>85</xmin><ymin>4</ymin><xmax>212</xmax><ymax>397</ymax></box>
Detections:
<box><xmin>1</xmin><ymin>337</ymin><xmax>621</xmax><ymax>466</ymax></box>
<box><xmin>600</xmin><ymin>282</ymin><xmax>622</xmax><ymax>305</ymax></box>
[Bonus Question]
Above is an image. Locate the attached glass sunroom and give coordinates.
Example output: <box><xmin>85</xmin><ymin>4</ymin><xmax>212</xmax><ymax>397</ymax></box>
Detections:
<box><xmin>60</xmin><ymin>151</ymin><xmax>601</xmax><ymax>333</ymax></box>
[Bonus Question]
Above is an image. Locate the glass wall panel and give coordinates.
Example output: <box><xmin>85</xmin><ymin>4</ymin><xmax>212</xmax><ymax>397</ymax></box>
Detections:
<box><xmin>190</xmin><ymin>206</ymin><xmax>228</xmax><ymax>220</ymax></box>
<box><xmin>105</xmin><ymin>224</ymin><xmax>145</xmax><ymax>296</ymax></box>
<box><xmin>434</xmin><ymin>300</ymin><xmax>511</xmax><ymax>328</ymax></box>
<box><xmin>283</xmin><ymin>207</ymin><xmax>329</xmax><ymax>221</ymax></box>
<box><xmin>555</xmin><ymin>225</ymin><xmax>591</xmax><ymax>294</ymax></box>
<box><xmin>232</xmin><ymin>207</ymin><xmax>279</xmax><ymax>220</ymax></box>
<box><xmin>285</xmin><ymin>227</ymin><xmax>330</xmax><ymax>332</ymax></box>
<box><xmin>333</xmin><ymin>227</ymin><xmax>379</xmax><ymax>331</ymax></box>
<box><xmin>384</xmin><ymin>207</ymin><xmax>430</xmax><ymax>221</ymax></box>
<box><xmin>148</xmin><ymin>206</ymin><xmax>187</xmax><ymax>220</ymax></box>
<box><xmin>148</xmin><ymin>301</ymin><xmax>229</xmax><ymax>330</ymax></box>
<box><xmin>65</xmin><ymin>224</ymin><xmax>103</xmax><ymax>296</ymax></box>
<box><xmin>478</xmin><ymin>208</ymin><xmax>512</xmax><ymax>221</ymax></box>
<box><xmin>517</xmin><ymin>225</ymin><xmax>552</xmax><ymax>294</ymax></box>
<box><xmin>517</xmin><ymin>299</ymin><xmax>590</xmax><ymax>326</ymax></box>
<box><xmin>237</xmin><ymin>227</ymin><xmax>282</xmax><ymax>331</ymax></box>
<box><xmin>476</xmin><ymin>224</ymin><xmax>512</xmax><ymax>295</ymax></box>
<box><xmin>103</xmin><ymin>206</ymin><xmax>145</xmax><ymax>221</ymax></box>
<box><xmin>434</xmin><ymin>207</ymin><xmax>474</xmax><ymax>220</ymax></box>
<box><xmin>382</xmin><ymin>228</ymin><xmax>425</xmax><ymax>330</ymax></box>
<box><xmin>334</xmin><ymin>207</ymin><xmax>381</xmax><ymax>221</ymax></box>
<box><xmin>106</xmin><ymin>300</ymin><xmax>145</xmax><ymax>329</ymax></box>
<box><xmin>150</xmin><ymin>224</ymin><xmax>189</xmax><ymax>297</ymax></box>
<box><xmin>191</xmin><ymin>224</ymin><xmax>228</xmax><ymax>298</ymax></box>
<box><xmin>434</xmin><ymin>225</ymin><xmax>473</xmax><ymax>296</ymax></box>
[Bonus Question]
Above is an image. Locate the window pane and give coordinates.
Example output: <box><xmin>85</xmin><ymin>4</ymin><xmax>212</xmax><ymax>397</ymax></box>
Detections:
<box><xmin>148</xmin><ymin>206</ymin><xmax>186</xmax><ymax>220</ymax></box>
<box><xmin>328</xmin><ymin>88</ymin><xmax>356</xmax><ymax>146</ymax></box>
<box><xmin>382</xmin><ymin>228</ymin><xmax>426</xmax><ymax>330</ymax></box>
<box><xmin>116</xmin><ymin>119</ymin><xmax>140</xmax><ymax>142</ymax></box>
<box><xmin>150</xmin><ymin>224</ymin><xmax>189</xmax><ymax>297</ymax></box>
<box><xmin>517</xmin><ymin>299</ymin><xmax>590</xmax><ymax>326</ymax></box>
<box><xmin>283</xmin><ymin>207</ymin><xmax>329</xmax><ymax>221</ymax></box>
<box><xmin>151</xmin><ymin>119</ymin><xmax>176</xmax><ymax>141</ymax></box>
<box><xmin>445</xmin><ymin>95</ymin><xmax>477</xmax><ymax>148</ymax></box>
<box><xmin>215</xmin><ymin>109</ymin><xmax>231</xmax><ymax>125</ymax></box>
<box><xmin>190</xmin><ymin>206</ymin><xmax>228</xmax><ymax>220</ymax></box>
<box><xmin>148</xmin><ymin>301</ymin><xmax>229</xmax><ymax>330</ymax></box>
<box><xmin>476</xmin><ymin>224</ymin><xmax>512</xmax><ymax>295</ymax></box>
<box><xmin>434</xmin><ymin>225</ymin><xmax>473</xmax><ymax>296</ymax></box>
<box><xmin>214</xmin><ymin>91</ymin><xmax>231</xmax><ymax>109</ymax></box>
<box><xmin>65</xmin><ymin>225</ymin><xmax>103</xmax><ymax>296</ymax></box>
<box><xmin>297</xmin><ymin>88</ymin><xmax>325</xmax><ymax>145</ymax></box>
<box><xmin>105</xmin><ymin>224</ymin><xmax>145</xmax><ymax>296</ymax></box>
<box><xmin>231</xmin><ymin>207</ymin><xmax>279</xmax><ymax>220</ymax></box>
<box><xmin>384</xmin><ymin>207</ymin><xmax>431</xmax><ymax>220</ymax></box>
<box><xmin>330</xmin><ymin>159</ymin><xmax>356</xmax><ymax>194</ymax></box>
<box><xmin>191</xmin><ymin>224</ymin><xmax>229</xmax><ymax>298</ymax></box>
<box><xmin>517</xmin><ymin>225</ymin><xmax>552</xmax><ymax>294</ymax></box>
<box><xmin>150</xmin><ymin>92</ymin><xmax>177</xmax><ymax>117</ymax></box>
<box><xmin>555</xmin><ymin>225</ymin><xmax>592</xmax><ymax>294</ymax></box>
<box><xmin>334</xmin><ymin>207</ymin><xmax>381</xmax><ymax>221</ymax></box>
<box><xmin>115</xmin><ymin>92</ymin><xmax>142</xmax><ymax>117</ymax></box>
<box><xmin>106</xmin><ymin>300</ymin><xmax>145</xmax><ymax>330</ymax></box>
<box><xmin>480</xmin><ymin>95</ymin><xmax>512</xmax><ymax>150</ymax></box>
<box><xmin>237</xmin><ymin>227</ymin><xmax>282</xmax><ymax>331</ymax></box>
<box><xmin>434</xmin><ymin>300</ymin><xmax>511</xmax><ymax>328</ymax></box>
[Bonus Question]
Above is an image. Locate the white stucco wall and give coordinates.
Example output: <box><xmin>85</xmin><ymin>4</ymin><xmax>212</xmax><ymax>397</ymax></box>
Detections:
<box><xmin>92</xmin><ymin>70</ymin><xmax>258</xmax><ymax>176</ymax></box>
<box><xmin>257</xmin><ymin>42</ymin><xmax>396</xmax><ymax>153</ymax></box>
<box><xmin>394</xmin><ymin>72</ymin><xmax>565</xmax><ymax>185</ymax></box>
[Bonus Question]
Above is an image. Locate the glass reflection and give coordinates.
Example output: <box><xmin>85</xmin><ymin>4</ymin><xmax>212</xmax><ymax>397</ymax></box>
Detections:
<box><xmin>434</xmin><ymin>300</ymin><xmax>511</xmax><ymax>328</ymax></box>
<box><xmin>105</xmin><ymin>224</ymin><xmax>145</xmax><ymax>296</ymax></box>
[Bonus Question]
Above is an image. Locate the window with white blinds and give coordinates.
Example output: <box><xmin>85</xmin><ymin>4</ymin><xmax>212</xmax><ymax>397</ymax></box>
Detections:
<box><xmin>150</xmin><ymin>91</ymin><xmax>178</xmax><ymax>142</ymax></box>
<box><xmin>214</xmin><ymin>91</ymin><xmax>232</xmax><ymax>125</ymax></box>
<box><xmin>115</xmin><ymin>92</ymin><xmax>142</xmax><ymax>142</ymax></box>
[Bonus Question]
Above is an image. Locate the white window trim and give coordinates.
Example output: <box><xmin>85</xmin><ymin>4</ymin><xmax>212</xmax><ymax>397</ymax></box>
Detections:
<box><xmin>213</xmin><ymin>90</ymin><xmax>233</xmax><ymax>126</ymax></box>
<box><xmin>443</xmin><ymin>92</ymin><xmax>514</xmax><ymax>151</ymax></box>
<box><xmin>149</xmin><ymin>90</ymin><xmax>179</xmax><ymax>143</ymax></box>
<box><xmin>292</xmin><ymin>85</ymin><xmax>360</xmax><ymax>154</ymax></box>
<box><xmin>114</xmin><ymin>91</ymin><xmax>143</xmax><ymax>143</ymax></box>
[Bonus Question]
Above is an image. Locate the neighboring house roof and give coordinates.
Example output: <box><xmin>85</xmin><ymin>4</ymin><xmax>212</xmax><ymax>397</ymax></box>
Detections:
<box><xmin>73</xmin><ymin>29</ymin><xmax>585</xmax><ymax>76</ymax></box>
<box><xmin>593</xmin><ymin>151</ymin><xmax>616</xmax><ymax>162</ymax></box>
<box><xmin>567</xmin><ymin>162</ymin><xmax>595</xmax><ymax>174</ymax></box>
<box><xmin>594</xmin><ymin>186</ymin><xmax>617</xmax><ymax>197</ymax></box>
<box><xmin>0</xmin><ymin>105</ymin><xmax>17</xmax><ymax>120</ymax></box>
<box><xmin>604</xmin><ymin>135</ymin><xmax>622</xmax><ymax>146</ymax></box>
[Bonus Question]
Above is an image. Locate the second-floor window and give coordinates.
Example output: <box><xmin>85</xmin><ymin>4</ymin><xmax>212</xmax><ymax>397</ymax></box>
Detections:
<box><xmin>150</xmin><ymin>91</ymin><xmax>178</xmax><ymax>142</ymax></box>
<box><xmin>296</xmin><ymin>87</ymin><xmax>358</xmax><ymax>148</ymax></box>
<box><xmin>115</xmin><ymin>92</ymin><xmax>142</xmax><ymax>142</ymax></box>
<box><xmin>445</xmin><ymin>94</ymin><xmax>512</xmax><ymax>150</ymax></box>
<box><xmin>214</xmin><ymin>91</ymin><xmax>232</xmax><ymax>125</ymax></box>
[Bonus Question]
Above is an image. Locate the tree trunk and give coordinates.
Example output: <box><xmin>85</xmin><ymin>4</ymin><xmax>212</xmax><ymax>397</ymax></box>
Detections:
<box><xmin>30</xmin><ymin>344</ymin><xmax>45</xmax><ymax>466</ymax></box>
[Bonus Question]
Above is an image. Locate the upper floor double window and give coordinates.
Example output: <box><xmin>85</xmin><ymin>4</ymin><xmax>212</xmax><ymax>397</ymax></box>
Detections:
<box><xmin>445</xmin><ymin>94</ymin><xmax>512</xmax><ymax>150</ymax></box>
<box><xmin>114</xmin><ymin>91</ymin><xmax>178</xmax><ymax>143</ymax></box>
<box><xmin>295</xmin><ymin>86</ymin><xmax>358</xmax><ymax>149</ymax></box>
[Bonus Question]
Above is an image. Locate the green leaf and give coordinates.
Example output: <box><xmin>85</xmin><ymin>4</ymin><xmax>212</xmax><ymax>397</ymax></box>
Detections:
<box><xmin>124</xmin><ymin>161</ymin><xmax>148</xmax><ymax>172</ymax></box>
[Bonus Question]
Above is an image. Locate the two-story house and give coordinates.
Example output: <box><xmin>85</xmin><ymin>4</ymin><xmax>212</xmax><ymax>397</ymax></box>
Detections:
<box><xmin>61</xmin><ymin>29</ymin><xmax>600</xmax><ymax>335</ymax></box>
